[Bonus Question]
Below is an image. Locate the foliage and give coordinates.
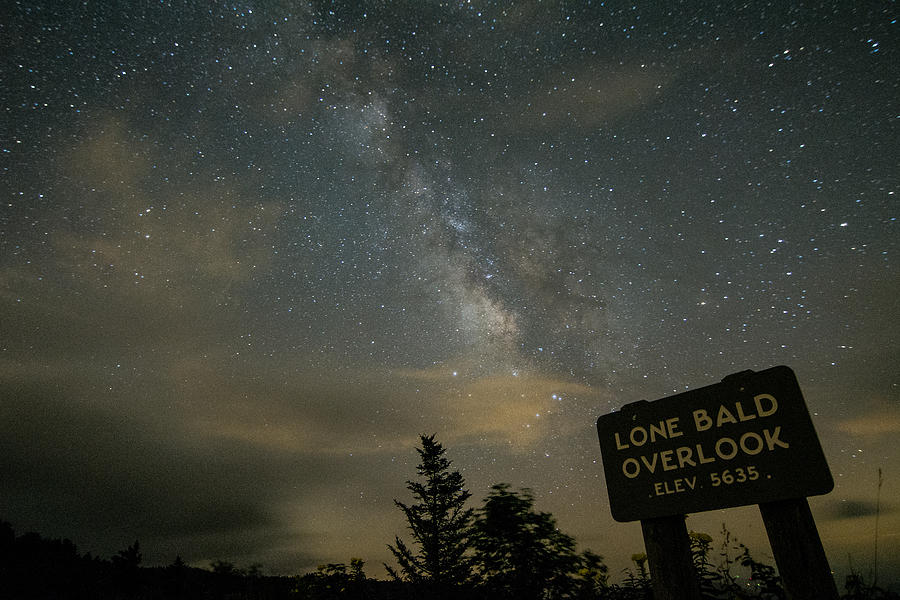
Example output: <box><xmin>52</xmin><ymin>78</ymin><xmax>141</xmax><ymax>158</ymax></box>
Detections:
<box><xmin>738</xmin><ymin>543</ymin><xmax>784</xmax><ymax>599</ymax></box>
<box><xmin>296</xmin><ymin>559</ymin><xmax>370</xmax><ymax>600</ymax></box>
<box><xmin>689</xmin><ymin>530</ymin><xmax>723</xmax><ymax>597</ymax></box>
<box><xmin>471</xmin><ymin>483</ymin><xmax>583</xmax><ymax>600</ymax></box>
<box><xmin>210</xmin><ymin>558</ymin><xmax>239</xmax><ymax>576</ymax></box>
<box><xmin>112</xmin><ymin>540</ymin><xmax>143</xmax><ymax>595</ymax></box>
<box><xmin>685</xmin><ymin>525</ymin><xmax>790</xmax><ymax>600</ymax></box>
<box><xmin>0</xmin><ymin>519</ymin><xmax>296</xmax><ymax>599</ymax></box>
<box><xmin>616</xmin><ymin>553</ymin><xmax>652</xmax><ymax>600</ymax></box>
<box><xmin>386</xmin><ymin>434</ymin><xmax>474</xmax><ymax>594</ymax></box>
<box><xmin>843</xmin><ymin>565</ymin><xmax>900</xmax><ymax>600</ymax></box>
<box><xmin>572</xmin><ymin>549</ymin><xmax>612</xmax><ymax>599</ymax></box>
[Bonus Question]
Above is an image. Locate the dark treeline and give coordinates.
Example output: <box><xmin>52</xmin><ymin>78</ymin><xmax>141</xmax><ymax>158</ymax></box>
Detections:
<box><xmin>1</xmin><ymin>435</ymin><xmax>894</xmax><ymax>599</ymax></box>
<box><xmin>0</xmin><ymin>522</ymin><xmax>299</xmax><ymax>599</ymax></box>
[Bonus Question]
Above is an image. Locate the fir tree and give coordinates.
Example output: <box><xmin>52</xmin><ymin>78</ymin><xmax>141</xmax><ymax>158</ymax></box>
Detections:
<box><xmin>386</xmin><ymin>434</ymin><xmax>474</xmax><ymax>594</ymax></box>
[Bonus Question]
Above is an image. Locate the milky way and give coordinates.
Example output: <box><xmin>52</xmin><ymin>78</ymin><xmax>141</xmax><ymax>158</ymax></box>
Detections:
<box><xmin>2</xmin><ymin>0</ymin><xmax>897</xmax><ymax>585</ymax></box>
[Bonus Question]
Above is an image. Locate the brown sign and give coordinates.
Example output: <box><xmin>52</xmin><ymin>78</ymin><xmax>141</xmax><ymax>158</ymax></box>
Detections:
<box><xmin>596</xmin><ymin>366</ymin><xmax>833</xmax><ymax>522</ymax></box>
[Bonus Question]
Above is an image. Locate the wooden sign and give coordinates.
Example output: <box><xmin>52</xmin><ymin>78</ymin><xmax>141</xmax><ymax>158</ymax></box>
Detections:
<box><xmin>596</xmin><ymin>365</ymin><xmax>833</xmax><ymax>522</ymax></box>
<box><xmin>596</xmin><ymin>366</ymin><xmax>839</xmax><ymax>600</ymax></box>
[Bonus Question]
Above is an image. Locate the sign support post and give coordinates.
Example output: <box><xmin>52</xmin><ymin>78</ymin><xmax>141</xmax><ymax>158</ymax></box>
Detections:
<box><xmin>640</xmin><ymin>514</ymin><xmax>701</xmax><ymax>600</ymax></box>
<box><xmin>759</xmin><ymin>497</ymin><xmax>839</xmax><ymax>600</ymax></box>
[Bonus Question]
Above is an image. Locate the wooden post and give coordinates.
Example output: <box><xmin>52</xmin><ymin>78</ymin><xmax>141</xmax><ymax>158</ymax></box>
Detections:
<box><xmin>640</xmin><ymin>514</ymin><xmax>702</xmax><ymax>600</ymax></box>
<box><xmin>759</xmin><ymin>497</ymin><xmax>839</xmax><ymax>600</ymax></box>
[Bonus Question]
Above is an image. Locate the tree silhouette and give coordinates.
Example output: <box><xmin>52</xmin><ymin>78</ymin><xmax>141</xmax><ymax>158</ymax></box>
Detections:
<box><xmin>471</xmin><ymin>483</ymin><xmax>581</xmax><ymax>600</ymax></box>
<box><xmin>166</xmin><ymin>555</ymin><xmax>189</xmax><ymax>599</ymax></box>
<box><xmin>112</xmin><ymin>539</ymin><xmax>142</xmax><ymax>596</ymax></box>
<box><xmin>298</xmin><ymin>559</ymin><xmax>372</xmax><ymax>600</ymax></box>
<box><xmin>112</xmin><ymin>539</ymin><xmax>142</xmax><ymax>570</ymax></box>
<box><xmin>386</xmin><ymin>434</ymin><xmax>474</xmax><ymax>596</ymax></box>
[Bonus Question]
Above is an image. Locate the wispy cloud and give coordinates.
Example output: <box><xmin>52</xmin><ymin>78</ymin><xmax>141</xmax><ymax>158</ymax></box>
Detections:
<box><xmin>836</xmin><ymin>409</ymin><xmax>900</xmax><ymax>437</ymax></box>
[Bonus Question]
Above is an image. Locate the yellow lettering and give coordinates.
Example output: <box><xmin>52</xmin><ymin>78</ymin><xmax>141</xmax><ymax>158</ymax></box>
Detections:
<box><xmin>660</xmin><ymin>450</ymin><xmax>677</xmax><ymax>471</ymax></box>
<box><xmin>676</xmin><ymin>446</ymin><xmax>696</xmax><ymax>468</ymax></box>
<box><xmin>614</xmin><ymin>432</ymin><xmax>629</xmax><ymax>450</ymax></box>
<box><xmin>630</xmin><ymin>426</ymin><xmax>648</xmax><ymax>446</ymax></box>
<box><xmin>764</xmin><ymin>426</ymin><xmax>789</xmax><ymax>450</ymax></box>
<box><xmin>754</xmin><ymin>393</ymin><xmax>778</xmax><ymax>417</ymax></box>
<box><xmin>739</xmin><ymin>431</ymin><xmax>764</xmax><ymax>455</ymax></box>
<box><xmin>666</xmin><ymin>417</ymin><xmax>683</xmax><ymax>438</ymax></box>
<box><xmin>717</xmin><ymin>405</ymin><xmax>737</xmax><ymax>427</ymax></box>
<box><xmin>735</xmin><ymin>401</ymin><xmax>756</xmax><ymax>422</ymax></box>
<box><xmin>696</xmin><ymin>443</ymin><xmax>715</xmax><ymax>464</ymax></box>
<box><xmin>623</xmin><ymin>458</ymin><xmax>640</xmax><ymax>478</ymax></box>
<box><xmin>715</xmin><ymin>437</ymin><xmax>738</xmax><ymax>460</ymax></box>
<box><xmin>693</xmin><ymin>409</ymin><xmax>712</xmax><ymax>431</ymax></box>
<box><xmin>649</xmin><ymin>421</ymin><xmax>668</xmax><ymax>443</ymax></box>
<box><xmin>640</xmin><ymin>453</ymin><xmax>658</xmax><ymax>473</ymax></box>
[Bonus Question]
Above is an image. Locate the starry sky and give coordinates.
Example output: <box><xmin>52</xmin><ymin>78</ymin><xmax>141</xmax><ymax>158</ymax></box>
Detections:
<box><xmin>2</xmin><ymin>0</ymin><xmax>898</xmax><ymax>586</ymax></box>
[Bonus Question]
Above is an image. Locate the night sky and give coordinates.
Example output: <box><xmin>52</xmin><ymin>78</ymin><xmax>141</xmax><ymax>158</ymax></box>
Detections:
<box><xmin>2</xmin><ymin>0</ymin><xmax>898</xmax><ymax>586</ymax></box>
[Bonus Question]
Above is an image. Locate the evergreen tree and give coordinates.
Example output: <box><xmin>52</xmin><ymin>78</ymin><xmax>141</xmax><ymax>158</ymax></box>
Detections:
<box><xmin>386</xmin><ymin>434</ymin><xmax>474</xmax><ymax>594</ymax></box>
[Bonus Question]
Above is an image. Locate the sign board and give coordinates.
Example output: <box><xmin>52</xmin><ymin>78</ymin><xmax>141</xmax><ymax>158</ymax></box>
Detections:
<box><xmin>596</xmin><ymin>366</ymin><xmax>833</xmax><ymax>522</ymax></box>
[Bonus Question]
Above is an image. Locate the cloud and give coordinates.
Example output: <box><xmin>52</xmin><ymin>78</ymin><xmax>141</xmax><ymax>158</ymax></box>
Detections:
<box><xmin>0</xmin><ymin>375</ymin><xmax>312</xmax><ymax>566</ymax></box>
<box><xmin>165</xmin><ymin>361</ymin><xmax>402</xmax><ymax>457</ymax></box>
<box><xmin>166</xmin><ymin>356</ymin><xmax>604</xmax><ymax>462</ymax></box>
<box><xmin>821</xmin><ymin>499</ymin><xmax>893</xmax><ymax>520</ymax></box>
<box><xmin>517</xmin><ymin>62</ymin><xmax>670</xmax><ymax>129</ymax></box>
<box><xmin>836</xmin><ymin>409</ymin><xmax>900</xmax><ymax>437</ymax></box>
<box><xmin>0</xmin><ymin>351</ymin><xmax>439</xmax><ymax>572</ymax></box>
<box><xmin>389</xmin><ymin>365</ymin><xmax>605</xmax><ymax>451</ymax></box>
